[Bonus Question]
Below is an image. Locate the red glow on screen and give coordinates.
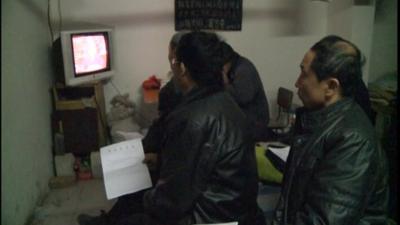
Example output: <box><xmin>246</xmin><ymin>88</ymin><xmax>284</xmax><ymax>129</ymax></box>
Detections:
<box><xmin>72</xmin><ymin>34</ymin><xmax>108</xmax><ymax>75</ymax></box>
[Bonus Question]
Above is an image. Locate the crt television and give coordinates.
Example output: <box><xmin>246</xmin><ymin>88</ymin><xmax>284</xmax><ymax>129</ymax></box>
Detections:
<box><xmin>53</xmin><ymin>26</ymin><xmax>115</xmax><ymax>86</ymax></box>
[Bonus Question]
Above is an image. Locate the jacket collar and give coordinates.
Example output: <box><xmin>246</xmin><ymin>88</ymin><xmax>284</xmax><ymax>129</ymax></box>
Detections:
<box><xmin>178</xmin><ymin>85</ymin><xmax>222</xmax><ymax>108</ymax></box>
<box><xmin>299</xmin><ymin>97</ymin><xmax>353</xmax><ymax>132</ymax></box>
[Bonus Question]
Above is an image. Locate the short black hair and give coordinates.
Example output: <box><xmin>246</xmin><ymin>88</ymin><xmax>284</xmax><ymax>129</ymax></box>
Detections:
<box><xmin>169</xmin><ymin>31</ymin><xmax>188</xmax><ymax>50</ymax></box>
<box><xmin>176</xmin><ymin>31</ymin><xmax>224</xmax><ymax>87</ymax></box>
<box><xmin>310</xmin><ymin>35</ymin><xmax>365</xmax><ymax>97</ymax></box>
<box><xmin>220</xmin><ymin>41</ymin><xmax>238</xmax><ymax>64</ymax></box>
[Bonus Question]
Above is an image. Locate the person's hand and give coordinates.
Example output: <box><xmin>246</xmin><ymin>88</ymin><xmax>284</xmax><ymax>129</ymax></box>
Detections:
<box><xmin>143</xmin><ymin>153</ymin><xmax>159</xmax><ymax>171</ymax></box>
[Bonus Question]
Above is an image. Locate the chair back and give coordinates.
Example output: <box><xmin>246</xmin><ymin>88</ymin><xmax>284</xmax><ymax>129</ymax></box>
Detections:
<box><xmin>277</xmin><ymin>87</ymin><xmax>293</xmax><ymax>112</ymax></box>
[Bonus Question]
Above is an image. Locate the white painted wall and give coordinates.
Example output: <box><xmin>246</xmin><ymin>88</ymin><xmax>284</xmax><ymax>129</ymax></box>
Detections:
<box><xmin>56</xmin><ymin>0</ymin><xmax>377</xmax><ymax>121</ymax></box>
<box><xmin>368</xmin><ymin>0</ymin><xmax>398</xmax><ymax>82</ymax></box>
<box><xmin>326</xmin><ymin>0</ymin><xmax>376</xmax><ymax>83</ymax></box>
<box><xmin>2</xmin><ymin>0</ymin><xmax>54</xmax><ymax>224</ymax></box>
<box><xmin>57</xmin><ymin>0</ymin><xmax>337</xmax><ymax>120</ymax></box>
<box><xmin>215</xmin><ymin>0</ymin><xmax>329</xmax><ymax>115</ymax></box>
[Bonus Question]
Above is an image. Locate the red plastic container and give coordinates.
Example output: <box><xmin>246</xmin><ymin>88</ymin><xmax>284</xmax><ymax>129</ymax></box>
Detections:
<box><xmin>142</xmin><ymin>75</ymin><xmax>161</xmax><ymax>103</ymax></box>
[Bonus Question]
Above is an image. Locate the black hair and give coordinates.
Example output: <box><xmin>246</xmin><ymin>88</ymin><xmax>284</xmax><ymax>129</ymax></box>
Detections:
<box><xmin>220</xmin><ymin>41</ymin><xmax>238</xmax><ymax>64</ymax></box>
<box><xmin>169</xmin><ymin>31</ymin><xmax>188</xmax><ymax>50</ymax></box>
<box><xmin>311</xmin><ymin>35</ymin><xmax>375</xmax><ymax>123</ymax></box>
<box><xmin>176</xmin><ymin>31</ymin><xmax>224</xmax><ymax>87</ymax></box>
<box><xmin>310</xmin><ymin>35</ymin><xmax>365</xmax><ymax>97</ymax></box>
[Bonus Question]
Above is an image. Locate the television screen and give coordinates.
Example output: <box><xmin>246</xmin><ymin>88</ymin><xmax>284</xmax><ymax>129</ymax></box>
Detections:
<box><xmin>53</xmin><ymin>26</ymin><xmax>115</xmax><ymax>86</ymax></box>
<box><xmin>71</xmin><ymin>32</ymin><xmax>110</xmax><ymax>76</ymax></box>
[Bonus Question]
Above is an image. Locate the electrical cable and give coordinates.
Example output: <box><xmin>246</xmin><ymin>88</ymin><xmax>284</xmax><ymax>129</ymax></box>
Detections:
<box><xmin>47</xmin><ymin>0</ymin><xmax>54</xmax><ymax>42</ymax></box>
<box><xmin>93</xmin><ymin>95</ymin><xmax>112</xmax><ymax>145</ymax></box>
<box><xmin>110</xmin><ymin>80</ymin><xmax>122</xmax><ymax>95</ymax></box>
<box><xmin>57</xmin><ymin>0</ymin><xmax>62</xmax><ymax>33</ymax></box>
<box><xmin>47</xmin><ymin>0</ymin><xmax>63</xmax><ymax>42</ymax></box>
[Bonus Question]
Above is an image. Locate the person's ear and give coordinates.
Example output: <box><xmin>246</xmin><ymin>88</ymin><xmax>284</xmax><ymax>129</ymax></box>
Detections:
<box><xmin>325</xmin><ymin>77</ymin><xmax>340</xmax><ymax>97</ymax></box>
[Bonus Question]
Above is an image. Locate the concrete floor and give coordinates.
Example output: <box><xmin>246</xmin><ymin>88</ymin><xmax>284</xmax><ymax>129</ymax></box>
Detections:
<box><xmin>29</xmin><ymin>179</ymin><xmax>280</xmax><ymax>225</ymax></box>
<box><xmin>30</xmin><ymin>179</ymin><xmax>116</xmax><ymax>225</ymax></box>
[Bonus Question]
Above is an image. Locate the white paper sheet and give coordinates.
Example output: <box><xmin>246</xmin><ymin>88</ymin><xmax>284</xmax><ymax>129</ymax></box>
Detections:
<box><xmin>257</xmin><ymin>141</ymin><xmax>287</xmax><ymax>149</ymax></box>
<box><xmin>267</xmin><ymin>145</ymin><xmax>291</xmax><ymax>162</ymax></box>
<box><xmin>100</xmin><ymin>138</ymin><xmax>152</xmax><ymax>199</ymax></box>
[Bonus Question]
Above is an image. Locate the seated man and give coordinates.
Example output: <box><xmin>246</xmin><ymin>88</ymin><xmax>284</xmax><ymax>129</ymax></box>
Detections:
<box><xmin>271</xmin><ymin>35</ymin><xmax>389</xmax><ymax>225</ymax></box>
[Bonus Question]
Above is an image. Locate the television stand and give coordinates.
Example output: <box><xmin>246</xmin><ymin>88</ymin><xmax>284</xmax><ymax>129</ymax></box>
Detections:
<box><xmin>51</xmin><ymin>82</ymin><xmax>108</xmax><ymax>156</ymax></box>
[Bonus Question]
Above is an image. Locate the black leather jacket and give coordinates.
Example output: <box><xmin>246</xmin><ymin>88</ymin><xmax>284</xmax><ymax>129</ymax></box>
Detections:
<box><xmin>143</xmin><ymin>86</ymin><xmax>263</xmax><ymax>225</ymax></box>
<box><xmin>276</xmin><ymin>98</ymin><xmax>389</xmax><ymax>225</ymax></box>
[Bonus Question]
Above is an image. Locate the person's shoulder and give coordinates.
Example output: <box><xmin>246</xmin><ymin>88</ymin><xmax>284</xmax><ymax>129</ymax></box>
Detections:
<box><xmin>190</xmin><ymin>91</ymin><xmax>244</xmax><ymax>120</ymax></box>
<box><xmin>328</xmin><ymin>105</ymin><xmax>377</xmax><ymax>146</ymax></box>
<box><xmin>234</xmin><ymin>55</ymin><xmax>259</xmax><ymax>74</ymax></box>
<box><xmin>344</xmin><ymin>101</ymin><xmax>375</xmax><ymax>131</ymax></box>
<box><xmin>193</xmin><ymin>91</ymin><xmax>237</xmax><ymax>113</ymax></box>
<box><xmin>237</xmin><ymin>55</ymin><xmax>254</xmax><ymax>66</ymax></box>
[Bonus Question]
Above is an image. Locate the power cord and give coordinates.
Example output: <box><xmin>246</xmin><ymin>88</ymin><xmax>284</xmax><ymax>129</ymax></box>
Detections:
<box><xmin>47</xmin><ymin>0</ymin><xmax>62</xmax><ymax>43</ymax></box>
<box><xmin>47</xmin><ymin>0</ymin><xmax>54</xmax><ymax>42</ymax></box>
<box><xmin>57</xmin><ymin>0</ymin><xmax>62</xmax><ymax>33</ymax></box>
<box><xmin>93</xmin><ymin>95</ymin><xmax>112</xmax><ymax>145</ymax></box>
<box><xmin>110</xmin><ymin>80</ymin><xmax>122</xmax><ymax>95</ymax></box>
